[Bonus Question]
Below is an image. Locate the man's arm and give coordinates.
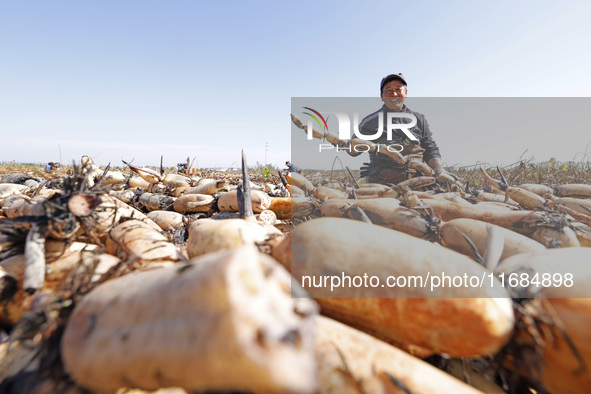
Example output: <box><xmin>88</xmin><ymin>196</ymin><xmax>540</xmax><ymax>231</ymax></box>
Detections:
<box><xmin>418</xmin><ymin>116</ymin><xmax>441</xmax><ymax>165</ymax></box>
<box><xmin>427</xmin><ymin>157</ymin><xmax>443</xmax><ymax>173</ymax></box>
<box><xmin>417</xmin><ymin>114</ymin><xmax>459</xmax><ymax>181</ymax></box>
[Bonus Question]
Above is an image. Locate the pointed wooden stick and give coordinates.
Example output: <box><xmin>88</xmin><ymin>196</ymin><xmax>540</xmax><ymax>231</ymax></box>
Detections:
<box><xmin>346</xmin><ymin>166</ymin><xmax>360</xmax><ymax>189</ymax></box>
<box><xmin>239</xmin><ymin>150</ymin><xmax>254</xmax><ymax>220</ymax></box>
<box><xmin>278</xmin><ymin>171</ymin><xmax>288</xmax><ymax>187</ymax></box>
<box><xmin>496</xmin><ymin>165</ymin><xmax>509</xmax><ymax>186</ymax></box>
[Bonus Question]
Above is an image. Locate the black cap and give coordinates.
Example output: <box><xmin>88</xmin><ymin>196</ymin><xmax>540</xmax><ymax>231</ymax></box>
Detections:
<box><xmin>380</xmin><ymin>73</ymin><xmax>407</xmax><ymax>92</ymax></box>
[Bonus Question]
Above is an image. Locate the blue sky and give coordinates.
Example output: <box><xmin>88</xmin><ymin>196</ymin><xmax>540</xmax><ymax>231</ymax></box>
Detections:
<box><xmin>2</xmin><ymin>0</ymin><xmax>591</xmax><ymax>169</ymax></box>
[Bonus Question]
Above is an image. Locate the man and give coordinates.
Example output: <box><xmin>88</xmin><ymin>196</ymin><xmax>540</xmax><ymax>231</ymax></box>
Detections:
<box><xmin>286</xmin><ymin>161</ymin><xmax>299</xmax><ymax>173</ymax></box>
<box><xmin>349</xmin><ymin>73</ymin><xmax>453</xmax><ymax>184</ymax></box>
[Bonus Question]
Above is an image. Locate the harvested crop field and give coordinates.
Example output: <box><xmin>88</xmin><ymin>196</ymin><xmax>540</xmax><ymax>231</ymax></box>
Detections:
<box><xmin>1</xmin><ymin>155</ymin><xmax>591</xmax><ymax>393</ymax></box>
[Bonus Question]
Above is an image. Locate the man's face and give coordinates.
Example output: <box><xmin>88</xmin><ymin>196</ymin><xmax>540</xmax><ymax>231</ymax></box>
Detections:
<box><xmin>381</xmin><ymin>79</ymin><xmax>407</xmax><ymax>111</ymax></box>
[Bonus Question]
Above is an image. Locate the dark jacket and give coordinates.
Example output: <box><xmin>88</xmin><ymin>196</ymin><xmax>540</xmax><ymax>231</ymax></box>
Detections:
<box><xmin>357</xmin><ymin>104</ymin><xmax>441</xmax><ymax>175</ymax></box>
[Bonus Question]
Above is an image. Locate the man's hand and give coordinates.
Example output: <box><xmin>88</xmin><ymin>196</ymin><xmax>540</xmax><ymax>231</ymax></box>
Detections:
<box><xmin>434</xmin><ymin>168</ymin><xmax>459</xmax><ymax>183</ymax></box>
<box><xmin>400</xmin><ymin>143</ymin><xmax>425</xmax><ymax>156</ymax></box>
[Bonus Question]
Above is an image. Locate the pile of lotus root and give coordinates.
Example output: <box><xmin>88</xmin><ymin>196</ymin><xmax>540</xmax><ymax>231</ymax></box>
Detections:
<box><xmin>1</xmin><ymin>152</ymin><xmax>591</xmax><ymax>393</ymax></box>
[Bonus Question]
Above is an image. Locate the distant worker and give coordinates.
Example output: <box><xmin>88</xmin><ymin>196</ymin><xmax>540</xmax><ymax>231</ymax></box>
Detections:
<box><xmin>177</xmin><ymin>162</ymin><xmax>189</xmax><ymax>174</ymax></box>
<box><xmin>177</xmin><ymin>157</ymin><xmax>191</xmax><ymax>174</ymax></box>
<box><xmin>285</xmin><ymin>161</ymin><xmax>301</xmax><ymax>173</ymax></box>
<box><xmin>45</xmin><ymin>162</ymin><xmax>60</xmax><ymax>171</ymax></box>
<box><xmin>348</xmin><ymin>73</ymin><xmax>456</xmax><ymax>184</ymax></box>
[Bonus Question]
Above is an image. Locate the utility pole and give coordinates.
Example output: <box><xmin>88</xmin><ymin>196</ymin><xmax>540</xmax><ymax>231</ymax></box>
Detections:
<box><xmin>265</xmin><ymin>142</ymin><xmax>269</xmax><ymax>166</ymax></box>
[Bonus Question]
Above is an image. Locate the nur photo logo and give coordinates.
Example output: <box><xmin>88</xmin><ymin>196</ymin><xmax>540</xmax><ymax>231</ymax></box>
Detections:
<box><xmin>297</xmin><ymin>106</ymin><xmax>419</xmax><ymax>153</ymax></box>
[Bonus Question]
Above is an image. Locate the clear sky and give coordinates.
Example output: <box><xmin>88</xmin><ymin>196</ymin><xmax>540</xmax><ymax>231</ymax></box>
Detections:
<box><xmin>2</xmin><ymin>0</ymin><xmax>591</xmax><ymax>169</ymax></box>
